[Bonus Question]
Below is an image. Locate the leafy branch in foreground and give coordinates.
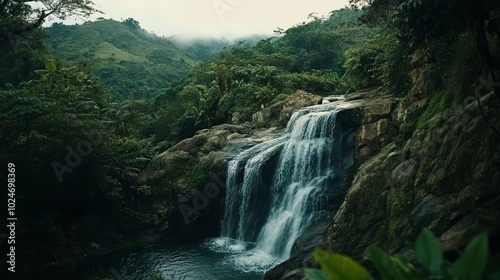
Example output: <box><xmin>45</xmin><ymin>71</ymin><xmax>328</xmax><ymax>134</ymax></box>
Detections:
<box><xmin>305</xmin><ymin>229</ymin><xmax>499</xmax><ymax>280</ymax></box>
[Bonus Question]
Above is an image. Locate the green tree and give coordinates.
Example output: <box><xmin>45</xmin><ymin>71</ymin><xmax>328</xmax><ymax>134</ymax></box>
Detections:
<box><xmin>282</xmin><ymin>18</ymin><xmax>343</xmax><ymax>72</ymax></box>
<box><xmin>0</xmin><ymin>59</ymin><xmax>158</xmax><ymax>278</ymax></box>
<box><xmin>350</xmin><ymin>0</ymin><xmax>500</xmax><ymax>75</ymax></box>
<box><xmin>0</xmin><ymin>0</ymin><xmax>100</xmax><ymax>39</ymax></box>
<box><xmin>122</xmin><ymin>17</ymin><xmax>141</xmax><ymax>29</ymax></box>
<box><xmin>0</xmin><ymin>0</ymin><xmax>100</xmax><ymax>87</ymax></box>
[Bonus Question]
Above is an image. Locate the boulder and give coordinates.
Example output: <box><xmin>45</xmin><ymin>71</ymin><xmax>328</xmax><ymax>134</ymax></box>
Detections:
<box><xmin>282</xmin><ymin>269</ymin><xmax>303</xmax><ymax>280</ymax></box>
<box><xmin>265</xmin><ymin>253</ymin><xmax>311</xmax><ymax>280</ymax></box>
<box><xmin>252</xmin><ymin>90</ymin><xmax>322</xmax><ymax>126</ymax></box>
<box><xmin>440</xmin><ymin>214</ymin><xmax>481</xmax><ymax>252</ymax></box>
<box><xmin>410</xmin><ymin>194</ymin><xmax>444</xmax><ymax>230</ymax></box>
<box><xmin>335</xmin><ymin>91</ymin><xmax>399</xmax><ymax>161</ymax></box>
<box><xmin>356</xmin><ymin>119</ymin><xmax>399</xmax><ymax>160</ymax></box>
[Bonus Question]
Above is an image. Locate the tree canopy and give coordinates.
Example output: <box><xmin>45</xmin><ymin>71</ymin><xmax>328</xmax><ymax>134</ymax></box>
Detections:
<box><xmin>0</xmin><ymin>0</ymin><xmax>100</xmax><ymax>39</ymax></box>
<box><xmin>349</xmin><ymin>0</ymin><xmax>500</xmax><ymax>72</ymax></box>
<box><xmin>0</xmin><ymin>0</ymin><xmax>100</xmax><ymax>87</ymax></box>
<box><xmin>122</xmin><ymin>17</ymin><xmax>141</xmax><ymax>29</ymax></box>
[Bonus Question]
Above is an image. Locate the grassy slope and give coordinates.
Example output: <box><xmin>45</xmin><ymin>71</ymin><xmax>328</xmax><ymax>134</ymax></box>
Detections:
<box><xmin>44</xmin><ymin>20</ymin><xmax>198</xmax><ymax>98</ymax></box>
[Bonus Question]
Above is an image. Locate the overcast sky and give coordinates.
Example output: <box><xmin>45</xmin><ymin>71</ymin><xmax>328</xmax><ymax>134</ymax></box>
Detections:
<box><xmin>49</xmin><ymin>0</ymin><xmax>350</xmax><ymax>38</ymax></box>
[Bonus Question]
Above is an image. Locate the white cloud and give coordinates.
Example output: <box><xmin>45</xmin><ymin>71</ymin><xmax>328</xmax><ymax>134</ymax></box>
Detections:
<box><xmin>48</xmin><ymin>0</ymin><xmax>349</xmax><ymax>38</ymax></box>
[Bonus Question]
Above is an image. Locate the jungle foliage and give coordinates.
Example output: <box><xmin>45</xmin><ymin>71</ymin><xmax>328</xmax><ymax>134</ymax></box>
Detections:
<box><xmin>0</xmin><ymin>8</ymin><xmax>377</xmax><ymax>276</ymax></box>
<box><xmin>0</xmin><ymin>0</ymin><xmax>499</xmax><ymax>278</ymax></box>
<box><xmin>151</xmin><ymin>8</ymin><xmax>380</xmax><ymax>144</ymax></box>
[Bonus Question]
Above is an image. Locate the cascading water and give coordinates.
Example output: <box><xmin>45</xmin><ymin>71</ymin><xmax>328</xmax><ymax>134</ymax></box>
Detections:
<box><xmin>206</xmin><ymin>102</ymin><xmax>354</xmax><ymax>273</ymax></box>
<box><xmin>222</xmin><ymin>136</ymin><xmax>287</xmax><ymax>242</ymax></box>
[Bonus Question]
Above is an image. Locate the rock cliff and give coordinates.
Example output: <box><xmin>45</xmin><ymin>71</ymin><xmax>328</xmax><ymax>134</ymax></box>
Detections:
<box><xmin>266</xmin><ymin>90</ymin><xmax>500</xmax><ymax>279</ymax></box>
<box><xmin>320</xmin><ymin>91</ymin><xmax>500</xmax><ymax>257</ymax></box>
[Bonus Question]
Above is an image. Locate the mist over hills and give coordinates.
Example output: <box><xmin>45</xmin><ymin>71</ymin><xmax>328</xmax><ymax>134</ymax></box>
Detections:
<box><xmin>168</xmin><ymin>34</ymin><xmax>269</xmax><ymax>60</ymax></box>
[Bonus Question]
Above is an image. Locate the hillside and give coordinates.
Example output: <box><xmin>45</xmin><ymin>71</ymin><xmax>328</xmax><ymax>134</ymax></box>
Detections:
<box><xmin>45</xmin><ymin>19</ymin><xmax>198</xmax><ymax>98</ymax></box>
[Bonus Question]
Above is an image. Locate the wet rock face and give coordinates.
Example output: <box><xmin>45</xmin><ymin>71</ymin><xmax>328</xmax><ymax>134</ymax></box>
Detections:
<box><xmin>269</xmin><ymin>90</ymin><xmax>500</xmax><ymax>280</ymax></box>
<box><xmin>317</xmin><ymin>91</ymin><xmax>500</xmax><ymax>266</ymax></box>
<box><xmin>137</xmin><ymin>87</ymin><xmax>495</xmax><ymax>280</ymax></box>
<box><xmin>336</xmin><ymin>92</ymin><xmax>401</xmax><ymax>163</ymax></box>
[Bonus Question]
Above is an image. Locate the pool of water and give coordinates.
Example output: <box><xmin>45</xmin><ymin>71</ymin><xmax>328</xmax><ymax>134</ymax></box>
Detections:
<box><xmin>89</xmin><ymin>237</ymin><xmax>283</xmax><ymax>280</ymax></box>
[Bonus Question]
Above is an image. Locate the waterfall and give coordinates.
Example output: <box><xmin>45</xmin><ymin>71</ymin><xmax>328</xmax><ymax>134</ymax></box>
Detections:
<box><xmin>208</xmin><ymin>102</ymin><xmax>354</xmax><ymax>272</ymax></box>
<box><xmin>221</xmin><ymin>136</ymin><xmax>287</xmax><ymax>242</ymax></box>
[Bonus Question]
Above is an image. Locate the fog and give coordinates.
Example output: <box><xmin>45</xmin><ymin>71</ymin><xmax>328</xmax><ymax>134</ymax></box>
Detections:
<box><xmin>47</xmin><ymin>0</ymin><xmax>349</xmax><ymax>38</ymax></box>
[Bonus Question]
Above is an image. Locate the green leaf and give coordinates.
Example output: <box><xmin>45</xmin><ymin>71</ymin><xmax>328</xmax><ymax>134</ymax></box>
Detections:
<box><xmin>447</xmin><ymin>234</ymin><xmax>488</xmax><ymax>280</ymax></box>
<box><xmin>414</xmin><ymin>229</ymin><xmax>444</xmax><ymax>277</ymax></box>
<box><xmin>369</xmin><ymin>245</ymin><xmax>403</xmax><ymax>280</ymax></box>
<box><xmin>45</xmin><ymin>60</ymin><xmax>57</xmax><ymax>73</ymax></box>
<box><xmin>312</xmin><ymin>250</ymin><xmax>373</xmax><ymax>280</ymax></box>
<box><xmin>391</xmin><ymin>255</ymin><xmax>423</xmax><ymax>280</ymax></box>
<box><xmin>304</xmin><ymin>269</ymin><xmax>330</xmax><ymax>280</ymax></box>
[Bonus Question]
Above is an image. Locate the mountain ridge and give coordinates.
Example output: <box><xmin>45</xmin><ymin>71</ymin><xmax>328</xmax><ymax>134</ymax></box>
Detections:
<box><xmin>45</xmin><ymin>19</ymin><xmax>198</xmax><ymax>98</ymax></box>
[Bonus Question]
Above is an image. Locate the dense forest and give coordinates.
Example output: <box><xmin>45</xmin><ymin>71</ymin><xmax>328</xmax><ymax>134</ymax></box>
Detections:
<box><xmin>0</xmin><ymin>0</ymin><xmax>499</xmax><ymax>279</ymax></box>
